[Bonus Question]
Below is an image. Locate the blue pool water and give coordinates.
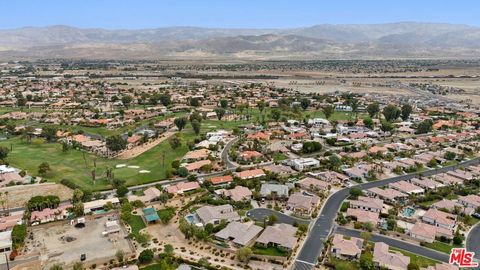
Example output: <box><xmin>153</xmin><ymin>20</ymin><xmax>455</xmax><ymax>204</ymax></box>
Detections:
<box><xmin>94</xmin><ymin>209</ymin><xmax>108</xmax><ymax>215</ymax></box>
<box><xmin>402</xmin><ymin>207</ymin><xmax>415</xmax><ymax>217</ymax></box>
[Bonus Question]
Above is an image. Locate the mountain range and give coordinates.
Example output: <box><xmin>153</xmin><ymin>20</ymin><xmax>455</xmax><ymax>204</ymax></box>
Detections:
<box><xmin>0</xmin><ymin>22</ymin><xmax>479</xmax><ymax>60</ymax></box>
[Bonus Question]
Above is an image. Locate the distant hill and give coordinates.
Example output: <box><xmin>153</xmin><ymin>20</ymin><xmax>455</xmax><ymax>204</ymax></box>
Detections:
<box><xmin>0</xmin><ymin>22</ymin><xmax>479</xmax><ymax>60</ymax></box>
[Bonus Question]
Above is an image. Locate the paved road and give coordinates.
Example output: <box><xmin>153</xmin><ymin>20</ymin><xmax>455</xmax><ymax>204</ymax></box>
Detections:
<box><xmin>466</xmin><ymin>223</ymin><xmax>480</xmax><ymax>260</ymax></box>
<box><xmin>336</xmin><ymin>227</ymin><xmax>450</xmax><ymax>263</ymax></box>
<box><xmin>293</xmin><ymin>157</ymin><xmax>480</xmax><ymax>270</ymax></box>
<box><xmin>247</xmin><ymin>208</ymin><xmax>310</xmax><ymax>226</ymax></box>
<box><xmin>222</xmin><ymin>137</ymin><xmax>238</xmax><ymax>169</ymax></box>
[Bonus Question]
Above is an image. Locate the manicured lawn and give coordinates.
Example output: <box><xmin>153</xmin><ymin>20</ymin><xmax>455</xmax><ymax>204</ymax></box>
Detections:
<box><xmin>272</xmin><ymin>152</ymin><xmax>288</xmax><ymax>161</ymax></box>
<box><xmin>390</xmin><ymin>247</ymin><xmax>439</xmax><ymax>267</ymax></box>
<box><xmin>252</xmin><ymin>245</ymin><xmax>289</xmax><ymax>257</ymax></box>
<box><xmin>423</xmin><ymin>241</ymin><xmax>461</xmax><ymax>254</ymax></box>
<box><xmin>128</xmin><ymin>214</ymin><xmax>146</xmax><ymax>237</ymax></box>
<box><xmin>0</xmin><ymin>129</ymin><xmax>199</xmax><ymax>191</ymax></box>
<box><xmin>329</xmin><ymin>256</ymin><xmax>359</xmax><ymax>270</ymax></box>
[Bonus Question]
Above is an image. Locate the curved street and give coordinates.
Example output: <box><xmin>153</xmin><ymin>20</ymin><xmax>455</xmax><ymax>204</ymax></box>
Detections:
<box><xmin>466</xmin><ymin>223</ymin><xmax>480</xmax><ymax>260</ymax></box>
<box><xmin>294</xmin><ymin>157</ymin><xmax>480</xmax><ymax>270</ymax></box>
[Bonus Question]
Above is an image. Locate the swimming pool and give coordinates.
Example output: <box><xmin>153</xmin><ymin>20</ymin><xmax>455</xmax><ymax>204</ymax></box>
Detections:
<box><xmin>94</xmin><ymin>209</ymin><xmax>108</xmax><ymax>215</ymax></box>
<box><xmin>184</xmin><ymin>214</ymin><xmax>199</xmax><ymax>224</ymax></box>
<box><xmin>402</xmin><ymin>207</ymin><xmax>415</xmax><ymax>217</ymax></box>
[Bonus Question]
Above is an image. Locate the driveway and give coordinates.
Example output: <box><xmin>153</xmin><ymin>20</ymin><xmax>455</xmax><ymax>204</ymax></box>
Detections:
<box><xmin>293</xmin><ymin>157</ymin><xmax>480</xmax><ymax>270</ymax></box>
<box><xmin>247</xmin><ymin>208</ymin><xmax>310</xmax><ymax>226</ymax></box>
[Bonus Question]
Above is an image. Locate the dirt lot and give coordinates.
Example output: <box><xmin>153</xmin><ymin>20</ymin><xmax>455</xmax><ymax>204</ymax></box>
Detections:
<box><xmin>0</xmin><ymin>183</ymin><xmax>72</xmax><ymax>208</ymax></box>
<box><xmin>26</xmin><ymin>215</ymin><xmax>132</xmax><ymax>267</ymax></box>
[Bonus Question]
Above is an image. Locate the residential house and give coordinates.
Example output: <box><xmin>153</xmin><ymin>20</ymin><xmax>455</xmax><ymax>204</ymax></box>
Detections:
<box><xmin>208</xmin><ymin>175</ymin><xmax>234</xmax><ymax>186</ymax></box>
<box><xmin>182</xmin><ymin>160</ymin><xmax>211</xmax><ymax>173</ymax></box>
<box><xmin>410</xmin><ymin>178</ymin><xmax>445</xmax><ymax>190</ymax></box>
<box><xmin>260</xmin><ymin>183</ymin><xmax>290</xmax><ymax>198</ymax></box>
<box><xmin>346</xmin><ymin>208</ymin><xmax>379</xmax><ymax>225</ymax></box>
<box><xmin>434</xmin><ymin>173</ymin><xmax>463</xmax><ymax>186</ymax></box>
<box><xmin>296</xmin><ymin>177</ymin><xmax>330</xmax><ymax>192</ymax></box>
<box><xmin>84</xmin><ymin>198</ymin><xmax>119</xmax><ymax>214</ymax></box>
<box><xmin>183</xmin><ymin>149</ymin><xmax>211</xmax><ymax>162</ymax></box>
<box><xmin>389</xmin><ymin>181</ymin><xmax>425</xmax><ymax>195</ymax></box>
<box><xmin>263</xmin><ymin>164</ymin><xmax>296</xmax><ymax>178</ymax></box>
<box><xmin>289</xmin><ymin>158</ymin><xmax>320</xmax><ymax>172</ymax></box>
<box><xmin>458</xmin><ymin>195</ymin><xmax>480</xmax><ymax>210</ymax></box>
<box><xmin>408</xmin><ymin>222</ymin><xmax>453</xmax><ymax>243</ymax></box>
<box><xmin>221</xmin><ymin>186</ymin><xmax>252</xmax><ymax>202</ymax></box>
<box><xmin>30</xmin><ymin>203</ymin><xmax>72</xmax><ymax>225</ymax></box>
<box><xmin>350</xmin><ymin>196</ymin><xmax>384</xmax><ymax>213</ymax></box>
<box><xmin>195</xmin><ymin>205</ymin><xmax>240</xmax><ymax>225</ymax></box>
<box><xmin>255</xmin><ymin>223</ymin><xmax>297</xmax><ymax>251</ymax></box>
<box><xmin>367</xmin><ymin>187</ymin><xmax>408</xmax><ymax>202</ymax></box>
<box><xmin>215</xmin><ymin>221</ymin><xmax>263</xmax><ymax>247</ymax></box>
<box><xmin>330</xmin><ymin>233</ymin><xmax>364</xmax><ymax>260</ymax></box>
<box><xmin>422</xmin><ymin>209</ymin><xmax>457</xmax><ymax>230</ymax></box>
<box><xmin>128</xmin><ymin>187</ymin><xmax>161</xmax><ymax>204</ymax></box>
<box><xmin>447</xmin><ymin>170</ymin><xmax>474</xmax><ymax>182</ymax></box>
<box><xmin>287</xmin><ymin>193</ymin><xmax>320</xmax><ymax>216</ymax></box>
<box><xmin>235</xmin><ymin>169</ymin><xmax>266</xmax><ymax>180</ymax></box>
<box><xmin>373</xmin><ymin>242</ymin><xmax>410</xmax><ymax>270</ymax></box>
<box><xmin>307</xmin><ymin>171</ymin><xmax>349</xmax><ymax>184</ymax></box>
<box><xmin>166</xmin><ymin>181</ymin><xmax>201</xmax><ymax>195</ymax></box>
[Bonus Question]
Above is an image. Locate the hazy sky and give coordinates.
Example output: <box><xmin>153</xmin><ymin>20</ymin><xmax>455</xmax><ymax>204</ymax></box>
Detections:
<box><xmin>1</xmin><ymin>0</ymin><xmax>479</xmax><ymax>29</ymax></box>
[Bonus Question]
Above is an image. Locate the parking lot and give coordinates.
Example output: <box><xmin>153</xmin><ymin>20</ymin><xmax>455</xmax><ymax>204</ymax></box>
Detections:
<box><xmin>26</xmin><ymin>215</ymin><xmax>132</xmax><ymax>266</ymax></box>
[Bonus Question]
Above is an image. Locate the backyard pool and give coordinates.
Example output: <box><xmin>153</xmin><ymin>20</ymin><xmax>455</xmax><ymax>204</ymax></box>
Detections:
<box><xmin>402</xmin><ymin>207</ymin><xmax>415</xmax><ymax>217</ymax></box>
<box><xmin>184</xmin><ymin>214</ymin><xmax>200</xmax><ymax>224</ymax></box>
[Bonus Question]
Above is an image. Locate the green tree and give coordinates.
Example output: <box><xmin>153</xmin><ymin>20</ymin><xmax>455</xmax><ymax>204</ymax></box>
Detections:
<box><xmin>138</xmin><ymin>249</ymin><xmax>154</xmax><ymax>264</ymax></box>
<box><xmin>164</xmin><ymin>244</ymin><xmax>174</xmax><ymax>256</ymax></box>
<box><xmin>408</xmin><ymin>262</ymin><xmax>420</xmax><ymax>270</ymax></box>
<box><xmin>271</xmin><ymin>109</ymin><xmax>281</xmax><ymax>122</ymax></box>
<box><xmin>401</xmin><ymin>104</ymin><xmax>413</xmax><ymax>121</ymax></box>
<box><xmin>349</xmin><ymin>188</ymin><xmax>363</xmax><ymax>198</ymax></box>
<box><xmin>236</xmin><ymin>247</ymin><xmax>252</xmax><ymax>263</ymax></box>
<box><xmin>168</xmin><ymin>134</ymin><xmax>182</xmax><ymax>149</ymax></box>
<box><xmin>416</xmin><ymin>119</ymin><xmax>433</xmax><ymax>134</ymax></box>
<box><xmin>214</xmin><ymin>107</ymin><xmax>226</xmax><ymax>120</ymax></box>
<box><xmin>49</xmin><ymin>264</ymin><xmax>64</xmax><ymax>270</ymax></box>
<box><xmin>267</xmin><ymin>214</ymin><xmax>278</xmax><ymax>225</ymax></box>
<box><xmin>159</xmin><ymin>94</ymin><xmax>171</xmax><ymax>106</ymax></box>
<box><xmin>380</xmin><ymin>120</ymin><xmax>394</xmax><ymax>133</ymax></box>
<box><xmin>38</xmin><ymin>162</ymin><xmax>51</xmax><ymax>176</ymax></box>
<box><xmin>115</xmin><ymin>249</ymin><xmax>125</xmax><ymax>263</ymax></box>
<box><xmin>190</xmin><ymin>98</ymin><xmax>200</xmax><ymax>107</ymax></box>
<box><xmin>363</xmin><ymin>117</ymin><xmax>374</xmax><ymax>129</ymax></box>
<box><xmin>366</xmin><ymin>102</ymin><xmax>380</xmax><ymax>118</ymax></box>
<box><xmin>382</xmin><ymin>104</ymin><xmax>401</xmax><ymax>122</ymax></box>
<box><xmin>300</xmin><ymin>98</ymin><xmax>310</xmax><ymax>110</ymax></box>
<box><xmin>106</xmin><ymin>135</ymin><xmax>127</xmax><ymax>152</ymax></box>
<box><xmin>220</xmin><ymin>99</ymin><xmax>228</xmax><ymax>109</ymax></box>
<box><xmin>72</xmin><ymin>188</ymin><xmax>84</xmax><ymax>203</ymax></box>
<box><xmin>116</xmin><ymin>185</ymin><xmax>129</xmax><ymax>197</ymax></box>
<box><xmin>174</xmin><ymin>117</ymin><xmax>187</xmax><ymax>131</ymax></box>
<box><xmin>42</xmin><ymin>125</ymin><xmax>58</xmax><ymax>142</ymax></box>
<box><xmin>121</xmin><ymin>95</ymin><xmax>133</xmax><ymax>108</ymax></box>
<box><xmin>360</xmin><ymin>253</ymin><xmax>374</xmax><ymax>270</ymax></box>
<box><xmin>191</xmin><ymin>120</ymin><xmax>201</xmax><ymax>135</ymax></box>
<box><xmin>0</xmin><ymin>146</ymin><xmax>10</xmax><ymax>160</ymax></box>
<box><xmin>322</xmin><ymin>105</ymin><xmax>334</xmax><ymax>119</ymax></box>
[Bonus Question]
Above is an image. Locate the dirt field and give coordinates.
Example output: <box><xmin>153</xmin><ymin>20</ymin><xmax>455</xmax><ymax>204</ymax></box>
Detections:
<box><xmin>0</xmin><ymin>183</ymin><xmax>73</xmax><ymax>208</ymax></box>
<box><xmin>116</xmin><ymin>130</ymin><xmax>175</xmax><ymax>160</ymax></box>
<box><xmin>26</xmin><ymin>215</ymin><xmax>132</xmax><ymax>268</ymax></box>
